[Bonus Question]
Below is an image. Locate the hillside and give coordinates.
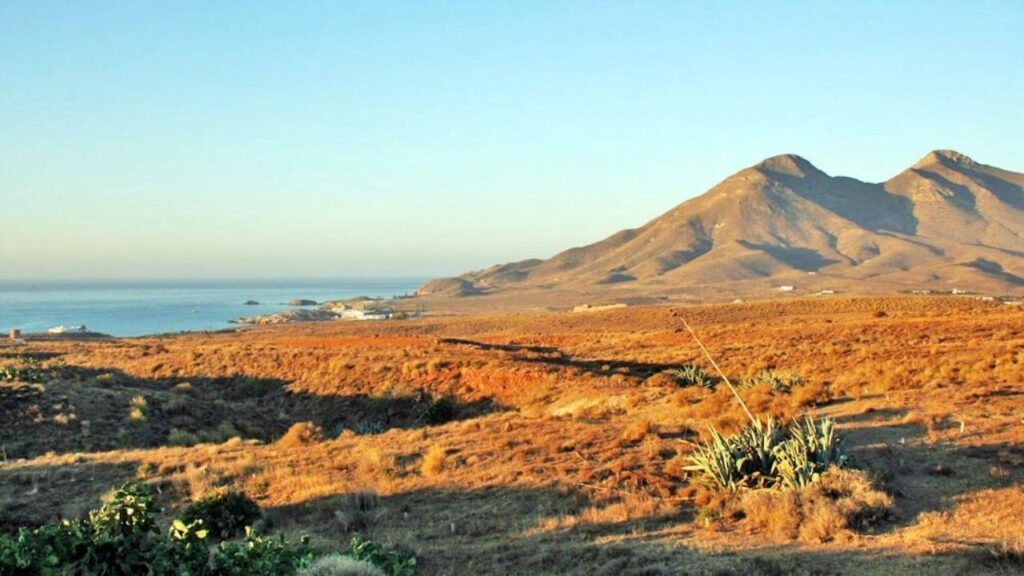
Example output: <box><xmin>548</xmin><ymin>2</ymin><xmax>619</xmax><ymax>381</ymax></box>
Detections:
<box><xmin>423</xmin><ymin>151</ymin><xmax>1024</xmax><ymax>303</ymax></box>
<box><xmin>3</xmin><ymin>296</ymin><xmax>1023</xmax><ymax>574</ymax></box>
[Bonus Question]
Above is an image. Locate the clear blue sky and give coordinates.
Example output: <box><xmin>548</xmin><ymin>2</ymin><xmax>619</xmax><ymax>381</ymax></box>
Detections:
<box><xmin>2</xmin><ymin>1</ymin><xmax>1021</xmax><ymax>280</ymax></box>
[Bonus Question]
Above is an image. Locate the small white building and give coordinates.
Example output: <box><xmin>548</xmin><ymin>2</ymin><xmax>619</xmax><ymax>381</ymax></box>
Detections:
<box><xmin>776</xmin><ymin>285</ymin><xmax>795</xmax><ymax>292</ymax></box>
<box><xmin>339</xmin><ymin>308</ymin><xmax>391</xmax><ymax>321</ymax></box>
<box><xmin>47</xmin><ymin>325</ymin><xmax>87</xmax><ymax>334</ymax></box>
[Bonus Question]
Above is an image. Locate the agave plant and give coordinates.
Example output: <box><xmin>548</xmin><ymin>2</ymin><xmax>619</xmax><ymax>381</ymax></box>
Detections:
<box><xmin>731</xmin><ymin>417</ymin><xmax>784</xmax><ymax>488</ymax></box>
<box><xmin>740</xmin><ymin>370</ymin><xmax>803</xmax><ymax>392</ymax></box>
<box><xmin>773</xmin><ymin>417</ymin><xmax>848</xmax><ymax>489</ymax></box>
<box><xmin>685</xmin><ymin>417</ymin><xmax>785</xmax><ymax>491</ymax></box>
<box><xmin>674</xmin><ymin>364</ymin><xmax>717</xmax><ymax>389</ymax></box>
<box><xmin>683</xmin><ymin>426</ymin><xmax>741</xmax><ymax>491</ymax></box>
<box><xmin>685</xmin><ymin>416</ymin><xmax>847</xmax><ymax>491</ymax></box>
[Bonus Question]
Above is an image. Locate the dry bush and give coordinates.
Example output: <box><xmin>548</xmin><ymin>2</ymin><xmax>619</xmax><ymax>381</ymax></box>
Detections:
<box><xmin>741</xmin><ymin>489</ymin><xmax>801</xmax><ymax>540</ymax></box>
<box><xmin>580</xmin><ymin>492</ymin><xmax>664</xmax><ymax>525</ymax></box>
<box><xmin>644</xmin><ymin>372</ymin><xmax>677</xmax><ymax>388</ymax></box>
<box><xmin>815</xmin><ymin>467</ymin><xmax>893</xmax><ymax>530</ymax></box>
<box><xmin>796</xmin><ymin>492</ymin><xmax>849</xmax><ymax>543</ymax></box>
<box><xmin>126</xmin><ymin>397</ymin><xmax>147</xmax><ymax>423</ymax></box>
<box><xmin>791</xmin><ymin>380</ymin><xmax>829</xmax><ymax>408</ymax></box>
<box><xmin>277</xmin><ymin>421</ymin><xmax>324</xmax><ymax>447</ymax></box>
<box><xmin>573</xmin><ymin>401</ymin><xmax>625</xmax><ymax>422</ymax></box>
<box><xmin>180</xmin><ymin>463</ymin><xmax>221</xmax><ymax>500</ymax></box>
<box><xmin>621</xmin><ymin>419</ymin><xmax>653</xmax><ymax>443</ymax></box>
<box><xmin>420</xmin><ymin>444</ymin><xmax>446</xmax><ymax>477</ymax></box>
<box><xmin>662</xmin><ymin>454</ymin><xmax>689</xmax><ymax>481</ymax></box>
<box><xmin>354</xmin><ymin>445</ymin><xmax>399</xmax><ymax>479</ymax></box>
<box><xmin>334</xmin><ymin>490</ymin><xmax>380</xmax><ymax>532</ymax></box>
<box><xmin>739</xmin><ymin>468</ymin><xmax>892</xmax><ymax>543</ymax></box>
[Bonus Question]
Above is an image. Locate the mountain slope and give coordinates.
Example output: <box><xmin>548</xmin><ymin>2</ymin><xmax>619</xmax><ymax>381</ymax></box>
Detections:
<box><xmin>420</xmin><ymin>151</ymin><xmax>1024</xmax><ymax>299</ymax></box>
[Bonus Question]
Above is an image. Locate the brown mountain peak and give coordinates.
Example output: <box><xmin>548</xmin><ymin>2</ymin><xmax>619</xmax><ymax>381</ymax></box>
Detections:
<box><xmin>753</xmin><ymin>154</ymin><xmax>823</xmax><ymax>178</ymax></box>
<box><xmin>427</xmin><ymin>151</ymin><xmax>1024</xmax><ymax>300</ymax></box>
<box><xmin>913</xmin><ymin>149</ymin><xmax>976</xmax><ymax>170</ymax></box>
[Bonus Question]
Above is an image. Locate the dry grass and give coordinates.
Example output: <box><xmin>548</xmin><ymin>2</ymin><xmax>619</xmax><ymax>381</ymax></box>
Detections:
<box><xmin>277</xmin><ymin>422</ymin><xmax>324</xmax><ymax>447</ymax></box>
<box><xmin>620</xmin><ymin>418</ymin><xmax>653</xmax><ymax>443</ymax></box>
<box><xmin>739</xmin><ymin>468</ymin><xmax>893</xmax><ymax>543</ymax></box>
<box><xmin>2</xmin><ymin>296</ymin><xmax>1023</xmax><ymax>574</ymax></box>
<box><xmin>420</xmin><ymin>444</ymin><xmax>446</xmax><ymax>477</ymax></box>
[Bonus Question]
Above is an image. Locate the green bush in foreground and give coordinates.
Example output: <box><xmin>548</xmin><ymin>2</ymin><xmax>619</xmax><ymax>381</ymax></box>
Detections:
<box><xmin>686</xmin><ymin>416</ymin><xmax>848</xmax><ymax>491</ymax></box>
<box><xmin>0</xmin><ymin>359</ymin><xmax>47</xmax><ymax>383</ymax></box>
<box><xmin>0</xmin><ymin>483</ymin><xmax>419</xmax><ymax>576</ymax></box>
<box><xmin>180</xmin><ymin>491</ymin><xmax>262</xmax><ymax>540</ymax></box>
<box><xmin>346</xmin><ymin>536</ymin><xmax>417</xmax><ymax>576</ymax></box>
<box><xmin>0</xmin><ymin>483</ymin><xmax>313</xmax><ymax>576</ymax></box>
<box><xmin>298</xmin><ymin>554</ymin><xmax>385</xmax><ymax>576</ymax></box>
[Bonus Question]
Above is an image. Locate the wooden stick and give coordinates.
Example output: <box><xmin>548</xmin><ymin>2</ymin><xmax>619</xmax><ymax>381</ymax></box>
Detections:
<box><xmin>679</xmin><ymin>316</ymin><xmax>757</xmax><ymax>425</ymax></box>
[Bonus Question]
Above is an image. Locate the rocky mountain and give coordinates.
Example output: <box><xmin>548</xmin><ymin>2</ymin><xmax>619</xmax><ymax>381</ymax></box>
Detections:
<box><xmin>421</xmin><ymin>151</ymin><xmax>1024</xmax><ymax>300</ymax></box>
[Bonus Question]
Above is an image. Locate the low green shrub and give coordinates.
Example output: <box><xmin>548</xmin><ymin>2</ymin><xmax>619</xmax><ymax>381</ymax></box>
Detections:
<box><xmin>179</xmin><ymin>491</ymin><xmax>262</xmax><ymax>540</ymax></box>
<box><xmin>298</xmin><ymin>554</ymin><xmax>385</xmax><ymax>576</ymax></box>
<box><xmin>0</xmin><ymin>482</ymin><xmax>314</xmax><ymax>576</ymax></box>
<box><xmin>346</xmin><ymin>536</ymin><xmax>416</xmax><ymax>576</ymax></box>
<box><xmin>168</xmin><ymin>423</ymin><xmax>241</xmax><ymax>447</ymax></box>
<box><xmin>209</xmin><ymin>528</ymin><xmax>314</xmax><ymax>576</ymax></box>
<box><xmin>422</xmin><ymin>397</ymin><xmax>456</xmax><ymax>425</ymax></box>
<box><xmin>168</xmin><ymin>428</ymin><xmax>201</xmax><ymax>447</ymax></box>
<box><xmin>0</xmin><ymin>359</ymin><xmax>46</xmax><ymax>383</ymax></box>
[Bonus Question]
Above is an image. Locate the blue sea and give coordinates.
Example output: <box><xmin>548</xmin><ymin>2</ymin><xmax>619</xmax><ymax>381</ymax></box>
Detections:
<box><xmin>0</xmin><ymin>279</ymin><xmax>424</xmax><ymax>337</ymax></box>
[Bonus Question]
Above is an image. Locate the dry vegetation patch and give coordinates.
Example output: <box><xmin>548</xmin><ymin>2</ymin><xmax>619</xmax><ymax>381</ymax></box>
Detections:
<box><xmin>2</xmin><ymin>296</ymin><xmax>1023</xmax><ymax>574</ymax></box>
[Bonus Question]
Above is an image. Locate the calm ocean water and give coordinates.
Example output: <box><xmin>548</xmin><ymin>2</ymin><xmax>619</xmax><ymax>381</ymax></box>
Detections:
<box><xmin>0</xmin><ymin>279</ymin><xmax>424</xmax><ymax>337</ymax></box>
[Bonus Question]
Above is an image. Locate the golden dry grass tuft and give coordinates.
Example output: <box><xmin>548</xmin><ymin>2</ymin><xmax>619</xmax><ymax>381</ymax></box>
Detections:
<box><xmin>277</xmin><ymin>421</ymin><xmax>324</xmax><ymax>447</ymax></box>
<box><xmin>420</xmin><ymin>444</ymin><xmax>446</xmax><ymax>477</ymax></box>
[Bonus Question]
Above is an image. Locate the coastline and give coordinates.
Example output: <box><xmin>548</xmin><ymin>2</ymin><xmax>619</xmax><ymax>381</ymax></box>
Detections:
<box><xmin>0</xmin><ymin>278</ymin><xmax>424</xmax><ymax>338</ymax></box>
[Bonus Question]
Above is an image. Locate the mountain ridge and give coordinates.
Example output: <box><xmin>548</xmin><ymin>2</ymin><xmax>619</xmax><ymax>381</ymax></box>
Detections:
<box><xmin>419</xmin><ymin>151</ymin><xmax>1024</xmax><ymax>300</ymax></box>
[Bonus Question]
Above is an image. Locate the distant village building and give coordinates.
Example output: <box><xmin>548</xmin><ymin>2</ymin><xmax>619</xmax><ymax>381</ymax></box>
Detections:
<box><xmin>47</xmin><ymin>325</ymin><xmax>87</xmax><ymax>334</ymax></box>
<box><xmin>339</xmin><ymin>308</ymin><xmax>391</xmax><ymax>321</ymax></box>
<box><xmin>776</xmin><ymin>285</ymin><xmax>795</xmax><ymax>292</ymax></box>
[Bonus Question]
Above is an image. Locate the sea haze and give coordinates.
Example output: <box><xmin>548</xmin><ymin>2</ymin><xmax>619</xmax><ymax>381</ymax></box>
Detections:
<box><xmin>0</xmin><ymin>278</ymin><xmax>424</xmax><ymax>337</ymax></box>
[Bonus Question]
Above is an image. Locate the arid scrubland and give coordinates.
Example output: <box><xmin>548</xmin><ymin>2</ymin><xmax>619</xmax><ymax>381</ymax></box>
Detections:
<box><xmin>2</xmin><ymin>296</ymin><xmax>1023</xmax><ymax>574</ymax></box>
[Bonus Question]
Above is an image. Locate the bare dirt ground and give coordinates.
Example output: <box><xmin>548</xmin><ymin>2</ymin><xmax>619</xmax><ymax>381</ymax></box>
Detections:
<box><xmin>2</xmin><ymin>296</ymin><xmax>1023</xmax><ymax>574</ymax></box>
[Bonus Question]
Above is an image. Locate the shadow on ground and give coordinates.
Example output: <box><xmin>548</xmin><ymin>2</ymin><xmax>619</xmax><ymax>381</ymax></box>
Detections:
<box><xmin>0</xmin><ymin>359</ymin><xmax>500</xmax><ymax>459</ymax></box>
<box><xmin>266</xmin><ymin>483</ymin><xmax>1020</xmax><ymax>576</ymax></box>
